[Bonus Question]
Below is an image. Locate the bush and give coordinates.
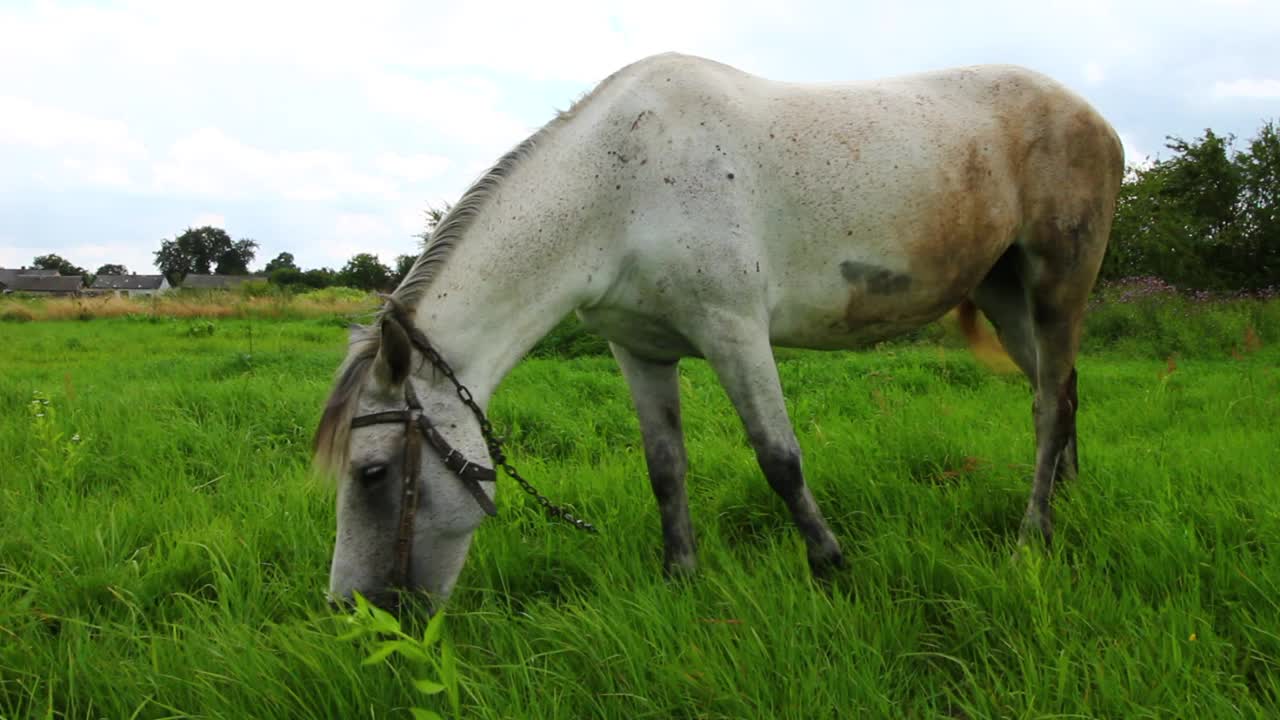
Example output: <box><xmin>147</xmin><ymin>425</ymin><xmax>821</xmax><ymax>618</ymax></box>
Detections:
<box><xmin>527</xmin><ymin>315</ymin><xmax>610</xmax><ymax>358</ymax></box>
<box><xmin>187</xmin><ymin>321</ymin><xmax>217</xmax><ymax>337</ymax></box>
<box><xmin>1</xmin><ymin>306</ymin><xmax>34</xmax><ymax>322</ymax></box>
<box><xmin>1083</xmin><ymin>279</ymin><xmax>1278</xmax><ymax>358</ymax></box>
<box><xmin>296</xmin><ymin>286</ymin><xmax>373</xmax><ymax>304</ymax></box>
<box><xmin>268</xmin><ymin>267</ymin><xmax>305</xmax><ymax>287</ymax></box>
<box><xmin>235</xmin><ymin>280</ymin><xmax>278</xmax><ymax>299</ymax></box>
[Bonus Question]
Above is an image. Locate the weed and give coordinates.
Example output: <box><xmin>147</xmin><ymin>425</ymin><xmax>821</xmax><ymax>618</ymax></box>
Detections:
<box><xmin>26</xmin><ymin>390</ymin><xmax>86</xmax><ymax>493</ymax></box>
<box><xmin>338</xmin><ymin>594</ymin><xmax>460</xmax><ymax>720</ymax></box>
<box><xmin>187</xmin><ymin>321</ymin><xmax>217</xmax><ymax>338</ymax></box>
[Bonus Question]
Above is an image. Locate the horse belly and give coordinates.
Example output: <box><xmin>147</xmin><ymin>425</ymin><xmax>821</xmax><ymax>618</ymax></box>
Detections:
<box><xmin>767</xmin><ymin>269</ymin><xmax>970</xmax><ymax>350</ymax></box>
<box><xmin>577</xmin><ymin>306</ymin><xmax>699</xmax><ymax>361</ymax></box>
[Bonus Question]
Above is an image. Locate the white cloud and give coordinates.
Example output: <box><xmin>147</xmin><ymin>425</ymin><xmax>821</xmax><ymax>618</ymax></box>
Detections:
<box><xmin>0</xmin><ymin>95</ymin><xmax>148</xmax><ymax>190</ymax></box>
<box><xmin>401</xmin><ymin>0</ymin><xmax>797</xmax><ymax>83</ymax></box>
<box><xmin>0</xmin><ymin>243</ymin><xmax>39</xmax><ymax>269</ymax></box>
<box><xmin>66</xmin><ymin>243</ymin><xmax>155</xmax><ymax>272</ymax></box>
<box><xmin>334</xmin><ymin>213</ymin><xmax>389</xmax><ymax>239</ymax></box>
<box><xmin>312</xmin><ymin>212</ymin><xmax>418</xmax><ymax>266</ymax></box>
<box><xmin>152</xmin><ymin>128</ymin><xmax>399</xmax><ymax>202</ymax></box>
<box><xmin>1118</xmin><ymin>132</ymin><xmax>1155</xmax><ymax>169</ymax></box>
<box><xmin>0</xmin><ymin>1</ymin><xmax>401</xmax><ymax>76</ymax></box>
<box><xmin>192</xmin><ymin>213</ymin><xmax>227</xmax><ymax>229</ymax></box>
<box><xmin>375</xmin><ymin>153</ymin><xmax>452</xmax><ymax>184</ymax></box>
<box><xmin>364</xmin><ymin>73</ymin><xmax>532</xmax><ymax>150</ymax></box>
<box><xmin>0</xmin><ymin>95</ymin><xmax>143</xmax><ymax>152</ymax></box>
<box><xmin>1083</xmin><ymin>62</ymin><xmax>1106</xmax><ymax>86</ymax></box>
<box><xmin>398</xmin><ymin>207</ymin><xmax>429</xmax><ymax>237</ymax></box>
<box><xmin>1212</xmin><ymin>78</ymin><xmax>1280</xmax><ymax>99</ymax></box>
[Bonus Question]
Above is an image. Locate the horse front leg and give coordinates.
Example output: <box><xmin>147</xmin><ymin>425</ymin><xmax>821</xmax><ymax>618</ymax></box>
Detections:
<box><xmin>611</xmin><ymin>343</ymin><xmax>698</xmax><ymax>576</ymax></box>
<box><xmin>696</xmin><ymin>313</ymin><xmax>846</xmax><ymax>577</ymax></box>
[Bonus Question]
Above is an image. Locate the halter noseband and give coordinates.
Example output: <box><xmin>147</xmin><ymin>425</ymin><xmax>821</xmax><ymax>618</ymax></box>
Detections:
<box><xmin>349</xmin><ymin>377</ymin><xmax>497</xmax><ymax>587</ymax></box>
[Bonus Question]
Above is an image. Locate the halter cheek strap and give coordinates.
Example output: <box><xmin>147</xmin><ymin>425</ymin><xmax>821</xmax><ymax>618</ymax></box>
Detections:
<box><xmin>349</xmin><ymin>381</ymin><xmax>497</xmax><ymax>586</ymax></box>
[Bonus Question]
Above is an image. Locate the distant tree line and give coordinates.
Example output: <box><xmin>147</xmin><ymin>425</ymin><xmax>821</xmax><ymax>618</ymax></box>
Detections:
<box><xmin>262</xmin><ymin>206</ymin><xmax>448</xmax><ymax>291</ymax></box>
<box><xmin>20</xmin><ymin>209</ymin><xmax>443</xmax><ymax>292</ymax></box>
<box><xmin>1103</xmin><ymin>118</ymin><xmax>1279</xmax><ymax>290</ymax></box>
<box><xmin>21</xmin><ymin>255</ymin><xmax>129</xmax><ymax>286</ymax></box>
<box><xmin>262</xmin><ymin>251</ymin><xmax>416</xmax><ymax>292</ymax></box>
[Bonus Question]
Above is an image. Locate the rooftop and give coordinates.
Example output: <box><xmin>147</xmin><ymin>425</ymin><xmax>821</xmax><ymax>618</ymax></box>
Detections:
<box><xmin>2</xmin><ymin>275</ymin><xmax>84</xmax><ymax>293</ymax></box>
<box><xmin>91</xmin><ymin>274</ymin><xmax>167</xmax><ymax>290</ymax></box>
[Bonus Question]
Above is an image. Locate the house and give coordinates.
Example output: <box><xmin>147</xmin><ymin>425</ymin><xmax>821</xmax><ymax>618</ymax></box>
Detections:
<box><xmin>90</xmin><ymin>274</ymin><xmax>171</xmax><ymax>297</ymax></box>
<box><xmin>0</xmin><ymin>267</ymin><xmax>61</xmax><ymax>290</ymax></box>
<box><xmin>179</xmin><ymin>274</ymin><xmax>261</xmax><ymax>291</ymax></box>
<box><xmin>1</xmin><ymin>275</ymin><xmax>84</xmax><ymax>296</ymax></box>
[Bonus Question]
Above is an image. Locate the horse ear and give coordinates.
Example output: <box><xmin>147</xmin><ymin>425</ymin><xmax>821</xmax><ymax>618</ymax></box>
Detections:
<box><xmin>376</xmin><ymin>317</ymin><xmax>412</xmax><ymax>386</ymax></box>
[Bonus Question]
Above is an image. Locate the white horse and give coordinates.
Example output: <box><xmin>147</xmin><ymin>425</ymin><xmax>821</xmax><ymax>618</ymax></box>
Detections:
<box><xmin>314</xmin><ymin>53</ymin><xmax>1123</xmax><ymax>609</ymax></box>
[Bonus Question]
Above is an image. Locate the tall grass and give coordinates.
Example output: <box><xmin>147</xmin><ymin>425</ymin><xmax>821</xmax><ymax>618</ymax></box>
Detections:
<box><xmin>1</xmin><ymin>303</ymin><xmax>1278</xmax><ymax>718</ymax></box>
<box><xmin>0</xmin><ymin>286</ymin><xmax>377</xmax><ymax>322</ymax></box>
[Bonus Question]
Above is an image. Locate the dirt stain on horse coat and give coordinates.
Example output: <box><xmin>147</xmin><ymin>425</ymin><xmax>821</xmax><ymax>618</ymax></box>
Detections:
<box><xmin>840</xmin><ymin>260</ymin><xmax>912</xmax><ymax>295</ymax></box>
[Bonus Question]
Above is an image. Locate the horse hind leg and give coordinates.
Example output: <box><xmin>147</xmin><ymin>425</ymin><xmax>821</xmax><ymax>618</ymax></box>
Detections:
<box><xmin>969</xmin><ymin>245</ymin><xmax>1079</xmax><ymax>485</ymax></box>
<box><xmin>970</xmin><ymin>214</ymin><xmax>1105</xmax><ymax>546</ymax></box>
<box><xmin>1017</xmin><ymin>209</ymin><xmax>1109</xmax><ymax>546</ymax></box>
<box><xmin>968</xmin><ymin>246</ymin><xmax>1040</xmax><ymax>385</ymax></box>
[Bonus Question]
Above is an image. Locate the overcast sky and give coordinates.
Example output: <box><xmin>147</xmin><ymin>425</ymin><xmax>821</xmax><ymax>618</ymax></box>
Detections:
<box><xmin>2</xmin><ymin>0</ymin><xmax>1277</xmax><ymax>275</ymax></box>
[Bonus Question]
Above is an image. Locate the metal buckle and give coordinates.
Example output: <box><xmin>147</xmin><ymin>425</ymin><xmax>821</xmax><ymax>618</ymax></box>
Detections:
<box><xmin>443</xmin><ymin>448</ymin><xmax>471</xmax><ymax>475</ymax></box>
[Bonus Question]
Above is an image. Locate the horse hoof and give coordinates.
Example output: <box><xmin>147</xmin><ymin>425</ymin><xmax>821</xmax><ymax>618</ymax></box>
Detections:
<box><xmin>808</xmin><ymin>547</ymin><xmax>847</xmax><ymax>578</ymax></box>
<box><xmin>1018</xmin><ymin>508</ymin><xmax>1053</xmax><ymax>548</ymax></box>
<box><xmin>662</xmin><ymin>553</ymin><xmax>699</xmax><ymax>580</ymax></box>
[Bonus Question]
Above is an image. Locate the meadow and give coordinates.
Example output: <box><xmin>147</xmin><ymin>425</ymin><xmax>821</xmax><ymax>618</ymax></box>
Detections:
<box><xmin>2</xmin><ymin>291</ymin><xmax>1279</xmax><ymax>719</ymax></box>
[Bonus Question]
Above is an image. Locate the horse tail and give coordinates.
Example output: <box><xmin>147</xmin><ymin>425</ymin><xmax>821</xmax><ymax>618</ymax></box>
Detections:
<box><xmin>955</xmin><ymin>300</ymin><xmax>1017</xmax><ymax>373</ymax></box>
<box><xmin>956</xmin><ymin>300</ymin><xmax>983</xmax><ymax>346</ymax></box>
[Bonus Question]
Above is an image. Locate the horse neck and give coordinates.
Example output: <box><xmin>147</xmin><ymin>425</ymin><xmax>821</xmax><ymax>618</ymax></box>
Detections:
<box><xmin>408</xmin><ymin>153</ymin><xmax>603</xmax><ymax>405</ymax></box>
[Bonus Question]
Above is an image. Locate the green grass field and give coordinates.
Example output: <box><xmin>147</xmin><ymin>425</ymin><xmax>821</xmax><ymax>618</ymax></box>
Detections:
<box><xmin>2</xmin><ymin>306</ymin><xmax>1279</xmax><ymax>719</ymax></box>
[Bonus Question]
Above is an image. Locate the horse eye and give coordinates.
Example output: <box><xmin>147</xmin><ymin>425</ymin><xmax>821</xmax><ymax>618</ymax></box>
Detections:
<box><xmin>358</xmin><ymin>464</ymin><xmax>389</xmax><ymax>487</ymax></box>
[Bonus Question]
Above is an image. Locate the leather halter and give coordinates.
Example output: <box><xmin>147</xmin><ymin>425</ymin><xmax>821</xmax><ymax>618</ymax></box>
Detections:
<box><xmin>349</xmin><ymin>379</ymin><xmax>497</xmax><ymax>587</ymax></box>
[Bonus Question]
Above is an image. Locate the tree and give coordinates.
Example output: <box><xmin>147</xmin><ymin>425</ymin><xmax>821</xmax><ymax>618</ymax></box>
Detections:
<box><xmin>154</xmin><ymin>226</ymin><xmax>257</xmax><ymax>284</ymax></box>
<box><xmin>263</xmin><ymin>252</ymin><xmax>299</xmax><ymax>274</ymax></box>
<box><xmin>1237</xmin><ymin>121</ymin><xmax>1280</xmax><ymax>287</ymax></box>
<box><xmin>95</xmin><ymin>264</ymin><xmax>128</xmax><ymax>276</ymax></box>
<box><xmin>1103</xmin><ymin>161</ymin><xmax>1206</xmax><ymax>284</ymax></box>
<box><xmin>268</xmin><ymin>267</ymin><xmax>305</xmax><ymax>287</ymax></box>
<box><xmin>416</xmin><ymin>203</ymin><xmax>452</xmax><ymax>250</ymax></box>
<box><xmin>391</xmin><ymin>254</ymin><xmax>417</xmax><ymax>287</ymax></box>
<box><xmin>301</xmin><ymin>267</ymin><xmax>339</xmax><ymax>289</ymax></box>
<box><xmin>1102</xmin><ymin>119</ymin><xmax>1280</xmax><ymax>290</ymax></box>
<box><xmin>215</xmin><ymin>238</ymin><xmax>258</xmax><ymax>275</ymax></box>
<box><xmin>340</xmin><ymin>253</ymin><xmax>392</xmax><ymax>291</ymax></box>
<box><xmin>32</xmin><ymin>254</ymin><xmax>85</xmax><ymax>278</ymax></box>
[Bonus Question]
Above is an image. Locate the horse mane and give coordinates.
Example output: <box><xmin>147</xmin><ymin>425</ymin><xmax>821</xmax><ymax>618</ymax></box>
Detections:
<box><xmin>313</xmin><ymin>69</ymin><xmax>628</xmax><ymax>475</ymax></box>
<box><xmin>313</xmin><ymin>324</ymin><xmax>380</xmax><ymax>474</ymax></box>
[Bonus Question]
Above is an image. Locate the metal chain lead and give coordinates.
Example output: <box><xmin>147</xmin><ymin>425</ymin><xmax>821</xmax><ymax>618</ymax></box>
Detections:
<box><xmin>415</xmin><ymin>332</ymin><xmax>598</xmax><ymax>534</ymax></box>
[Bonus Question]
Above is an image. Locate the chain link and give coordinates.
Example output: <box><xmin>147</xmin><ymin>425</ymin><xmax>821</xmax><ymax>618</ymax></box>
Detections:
<box><xmin>418</xmin><ymin>339</ymin><xmax>598</xmax><ymax>534</ymax></box>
